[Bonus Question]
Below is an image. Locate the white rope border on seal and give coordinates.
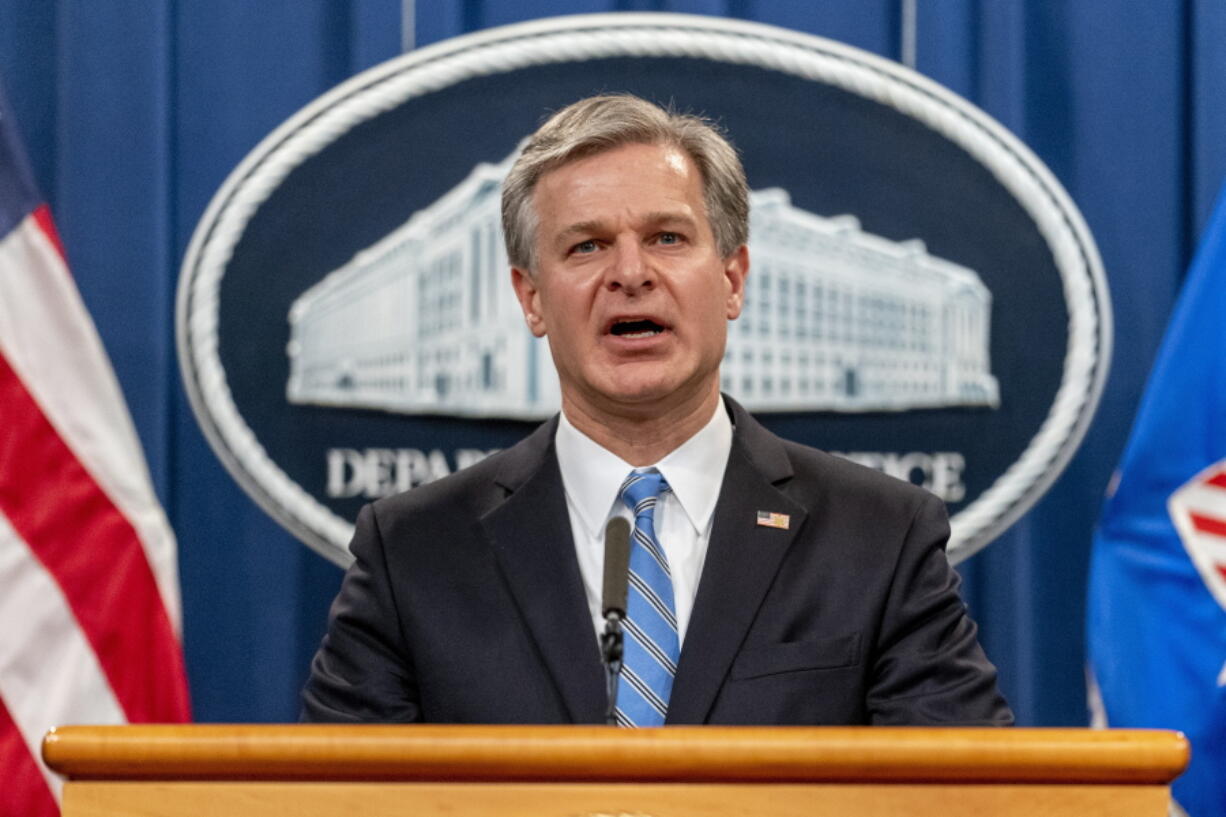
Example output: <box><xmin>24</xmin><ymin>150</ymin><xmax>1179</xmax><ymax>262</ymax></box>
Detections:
<box><xmin>177</xmin><ymin>12</ymin><xmax>1111</xmax><ymax>567</ymax></box>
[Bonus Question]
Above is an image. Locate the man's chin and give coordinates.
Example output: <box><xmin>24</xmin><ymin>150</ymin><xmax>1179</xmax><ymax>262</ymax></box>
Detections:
<box><xmin>584</xmin><ymin>373</ymin><xmax>716</xmax><ymax>415</ymax></box>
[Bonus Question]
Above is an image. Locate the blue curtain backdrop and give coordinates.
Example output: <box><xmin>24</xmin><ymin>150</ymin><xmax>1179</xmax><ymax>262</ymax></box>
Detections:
<box><xmin>1</xmin><ymin>0</ymin><xmax>1223</xmax><ymax>724</ymax></box>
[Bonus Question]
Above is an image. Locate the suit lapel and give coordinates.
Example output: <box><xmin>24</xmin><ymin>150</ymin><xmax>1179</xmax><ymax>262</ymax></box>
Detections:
<box><xmin>481</xmin><ymin>421</ymin><xmax>607</xmax><ymax>723</ymax></box>
<box><xmin>666</xmin><ymin>403</ymin><xmax>808</xmax><ymax>724</ymax></box>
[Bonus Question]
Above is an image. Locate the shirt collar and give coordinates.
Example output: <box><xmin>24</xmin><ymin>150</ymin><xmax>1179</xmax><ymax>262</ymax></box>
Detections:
<box><xmin>555</xmin><ymin>398</ymin><xmax>733</xmax><ymax>539</ymax></box>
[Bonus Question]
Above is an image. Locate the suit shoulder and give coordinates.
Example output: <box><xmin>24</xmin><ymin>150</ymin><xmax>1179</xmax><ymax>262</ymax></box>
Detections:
<box><xmin>367</xmin><ymin>421</ymin><xmax>553</xmax><ymax>523</ymax></box>
<box><xmin>778</xmin><ymin>437</ymin><xmax>942</xmax><ymax>516</ymax></box>
<box><xmin>728</xmin><ymin>397</ymin><xmax>939</xmax><ymax>519</ymax></box>
<box><xmin>367</xmin><ymin>446</ymin><xmax>500</xmax><ymax>522</ymax></box>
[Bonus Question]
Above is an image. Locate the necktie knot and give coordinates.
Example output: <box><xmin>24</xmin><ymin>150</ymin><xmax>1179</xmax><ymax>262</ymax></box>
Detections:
<box><xmin>619</xmin><ymin>470</ymin><xmax>668</xmax><ymax>517</ymax></box>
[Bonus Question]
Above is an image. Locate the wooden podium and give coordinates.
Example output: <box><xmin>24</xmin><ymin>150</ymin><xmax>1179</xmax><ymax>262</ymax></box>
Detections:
<box><xmin>44</xmin><ymin>725</ymin><xmax>1188</xmax><ymax>817</ymax></box>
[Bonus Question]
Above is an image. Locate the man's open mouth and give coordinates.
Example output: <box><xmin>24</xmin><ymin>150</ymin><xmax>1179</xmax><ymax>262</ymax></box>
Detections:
<box><xmin>610</xmin><ymin>319</ymin><xmax>666</xmax><ymax>339</ymax></box>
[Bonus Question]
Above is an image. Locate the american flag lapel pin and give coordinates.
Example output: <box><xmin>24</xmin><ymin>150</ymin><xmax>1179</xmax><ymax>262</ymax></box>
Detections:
<box><xmin>756</xmin><ymin>510</ymin><xmax>790</xmax><ymax>530</ymax></box>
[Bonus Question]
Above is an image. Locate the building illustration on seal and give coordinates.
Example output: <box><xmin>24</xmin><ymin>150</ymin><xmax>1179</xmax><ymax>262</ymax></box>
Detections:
<box><xmin>286</xmin><ymin>153</ymin><xmax>999</xmax><ymax>419</ymax></box>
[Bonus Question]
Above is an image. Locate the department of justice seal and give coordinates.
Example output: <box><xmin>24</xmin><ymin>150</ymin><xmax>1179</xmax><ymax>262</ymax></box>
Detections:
<box><xmin>177</xmin><ymin>13</ymin><xmax>1111</xmax><ymax>566</ymax></box>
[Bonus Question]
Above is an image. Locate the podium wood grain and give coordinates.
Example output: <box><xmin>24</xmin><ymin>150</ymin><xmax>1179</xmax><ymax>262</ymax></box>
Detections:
<box><xmin>44</xmin><ymin>725</ymin><xmax>1188</xmax><ymax>817</ymax></box>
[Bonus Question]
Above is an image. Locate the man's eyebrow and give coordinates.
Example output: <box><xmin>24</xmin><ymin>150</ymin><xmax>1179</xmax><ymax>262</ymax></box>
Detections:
<box><xmin>553</xmin><ymin>211</ymin><xmax>699</xmax><ymax>245</ymax></box>
<box><xmin>642</xmin><ymin>211</ymin><xmax>698</xmax><ymax>227</ymax></box>
<box><xmin>557</xmin><ymin>220</ymin><xmax>604</xmax><ymax>240</ymax></box>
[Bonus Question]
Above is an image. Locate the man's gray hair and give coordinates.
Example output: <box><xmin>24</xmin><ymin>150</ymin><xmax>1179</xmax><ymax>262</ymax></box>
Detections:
<box><xmin>501</xmin><ymin>94</ymin><xmax>749</xmax><ymax>271</ymax></box>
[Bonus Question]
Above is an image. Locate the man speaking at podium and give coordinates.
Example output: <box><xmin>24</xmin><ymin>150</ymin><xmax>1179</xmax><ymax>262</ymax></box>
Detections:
<box><xmin>302</xmin><ymin>94</ymin><xmax>1012</xmax><ymax>726</ymax></box>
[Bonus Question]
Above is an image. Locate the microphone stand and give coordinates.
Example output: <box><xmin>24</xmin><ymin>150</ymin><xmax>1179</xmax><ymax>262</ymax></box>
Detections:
<box><xmin>600</xmin><ymin>610</ymin><xmax>624</xmax><ymax>725</ymax></box>
<box><xmin>600</xmin><ymin>516</ymin><xmax>631</xmax><ymax>726</ymax></box>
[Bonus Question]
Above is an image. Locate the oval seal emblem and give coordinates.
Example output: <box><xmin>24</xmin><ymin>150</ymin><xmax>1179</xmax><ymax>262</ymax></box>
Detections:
<box><xmin>178</xmin><ymin>13</ymin><xmax>1111</xmax><ymax>566</ymax></box>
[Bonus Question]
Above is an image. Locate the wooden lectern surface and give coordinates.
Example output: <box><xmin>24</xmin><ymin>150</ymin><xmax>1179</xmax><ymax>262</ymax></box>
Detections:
<box><xmin>44</xmin><ymin>725</ymin><xmax>1189</xmax><ymax>817</ymax></box>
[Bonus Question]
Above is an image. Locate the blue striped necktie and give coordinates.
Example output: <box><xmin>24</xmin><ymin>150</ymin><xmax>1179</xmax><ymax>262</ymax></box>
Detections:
<box><xmin>615</xmin><ymin>470</ymin><xmax>679</xmax><ymax>727</ymax></box>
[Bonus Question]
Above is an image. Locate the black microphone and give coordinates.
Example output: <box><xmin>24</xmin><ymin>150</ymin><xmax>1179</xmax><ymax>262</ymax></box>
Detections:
<box><xmin>600</xmin><ymin>517</ymin><xmax>631</xmax><ymax>725</ymax></box>
<box><xmin>602</xmin><ymin>517</ymin><xmax>632</xmax><ymax>619</ymax></box>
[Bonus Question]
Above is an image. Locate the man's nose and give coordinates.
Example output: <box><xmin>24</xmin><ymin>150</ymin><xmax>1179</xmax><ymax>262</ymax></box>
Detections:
<box><xmin>606</xmin><ymin>238</ymin><xmax>654</xmax><ymax>293</ymax></box>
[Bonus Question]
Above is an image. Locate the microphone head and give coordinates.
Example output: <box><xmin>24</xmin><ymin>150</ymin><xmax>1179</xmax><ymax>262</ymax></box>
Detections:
<box><xmin>601</xmin><ymin>517</ymin><xmax>632</xmax><ymax>617</ymax></box>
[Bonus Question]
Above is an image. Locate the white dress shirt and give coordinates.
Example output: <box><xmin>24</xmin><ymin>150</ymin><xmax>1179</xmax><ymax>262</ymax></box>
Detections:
<box><xmin>554</xmin><ymin>399</ymin><xmax>733</xmax><ymax>647</ymax></box>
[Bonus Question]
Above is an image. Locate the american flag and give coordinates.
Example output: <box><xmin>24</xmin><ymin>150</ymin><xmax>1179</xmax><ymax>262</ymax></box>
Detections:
<box><xmin>756</xmin><ymin>510</ymin><xmax>790</xmax><ymax>530</ymax></box>
<box><xmin>0</xmin><ymin>85</ymin><xmax>190</xmax><ymax>814</ymax></box>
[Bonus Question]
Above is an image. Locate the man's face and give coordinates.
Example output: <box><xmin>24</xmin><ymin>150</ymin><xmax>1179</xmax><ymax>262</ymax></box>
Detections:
<box><xmin>511</xmin><ymin>141</ymin><xmax>748</xmax><ymax>419</ymax></box>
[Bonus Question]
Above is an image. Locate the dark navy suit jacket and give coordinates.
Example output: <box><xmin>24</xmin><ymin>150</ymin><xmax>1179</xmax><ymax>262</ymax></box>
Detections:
<box><xmin>302</xmin><ymin>399</ymin><xmax>1012</xmax><ymax>725</ymax></box>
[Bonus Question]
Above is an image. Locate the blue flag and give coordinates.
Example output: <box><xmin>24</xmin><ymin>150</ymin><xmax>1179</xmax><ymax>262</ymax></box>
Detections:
<box><xmin>1088</xmin><ymin>185</ymin><xmax>1226</xmax><ymax>816</ymax></box>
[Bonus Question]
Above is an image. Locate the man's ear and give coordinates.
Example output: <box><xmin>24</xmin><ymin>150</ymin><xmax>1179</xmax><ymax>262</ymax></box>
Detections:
<box><xmin>724</xmin><ymin>244</ymin><xmax>749</xmax><ymax>320</ymax></box>
<box><xmin>511</xmin><ymin>266</ymin><xmax>547</xmax><ymax>337</ymax></box>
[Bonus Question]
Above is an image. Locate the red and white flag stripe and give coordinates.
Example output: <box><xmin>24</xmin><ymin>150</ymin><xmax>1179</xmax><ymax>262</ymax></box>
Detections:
<box><xmin>1169</xmin><ymin>460</ymin><xmax>1226</xmax><ymax>614</ymax></box>
<box><xmin>0</xmin><ymin>207</ymin><xmax>190</xmax><ymax>814</ymax></box>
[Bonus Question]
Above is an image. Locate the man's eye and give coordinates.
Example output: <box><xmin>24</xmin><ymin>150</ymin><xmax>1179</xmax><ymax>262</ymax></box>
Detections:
<box><xmin>658</xmin><ymin>232</ymin><xmax>682</xmax><ymax>245</ymax></box>
<box><xmin>572</xmin><ymin>240</ymin><xmax>599</xmax><ymax>254</ymax></box>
